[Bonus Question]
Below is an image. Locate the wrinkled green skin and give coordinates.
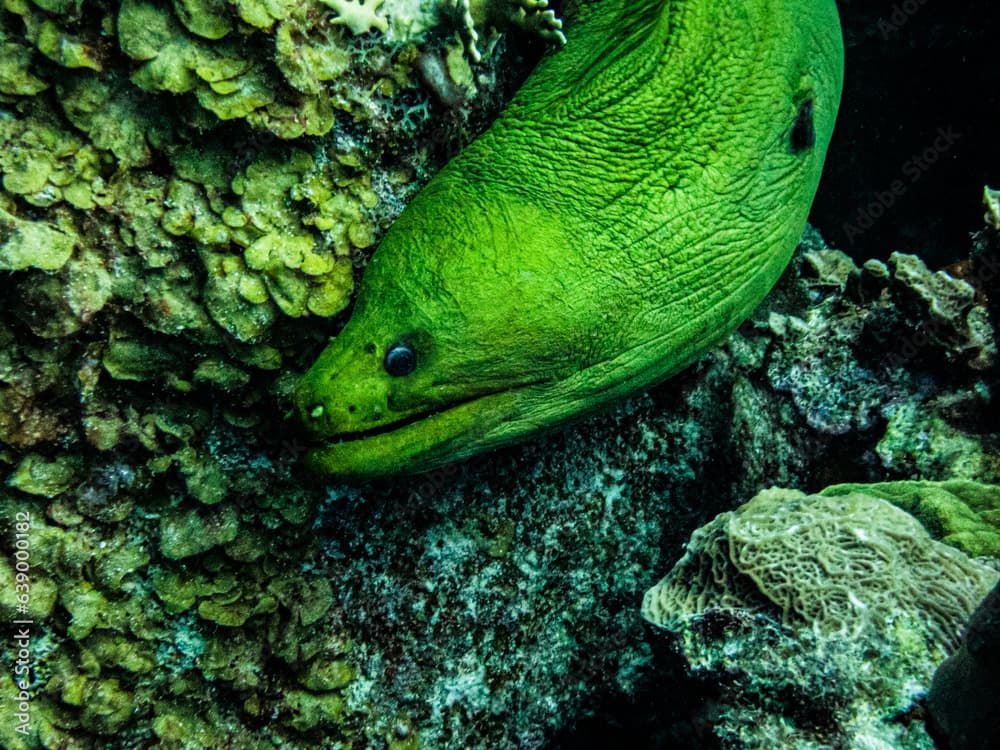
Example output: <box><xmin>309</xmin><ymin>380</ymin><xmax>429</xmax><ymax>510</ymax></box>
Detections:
<box><xmin>296</xmin><ymin>0</ymin><xmax>844</xmax><ymax>479</ymax></box>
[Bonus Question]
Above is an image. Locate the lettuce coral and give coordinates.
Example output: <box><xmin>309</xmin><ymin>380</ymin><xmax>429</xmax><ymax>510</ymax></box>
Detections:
<box><xmin>0</xmin><ymin>0</ymin><xmax>563</xmax><ymax>745</ymax></box>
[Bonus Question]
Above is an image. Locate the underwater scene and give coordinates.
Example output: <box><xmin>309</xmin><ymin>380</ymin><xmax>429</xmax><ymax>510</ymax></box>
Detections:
<box><xmin>1</xmin><ymin>0</ymin><xmax>998</xmax><ymax>747</ymax></box>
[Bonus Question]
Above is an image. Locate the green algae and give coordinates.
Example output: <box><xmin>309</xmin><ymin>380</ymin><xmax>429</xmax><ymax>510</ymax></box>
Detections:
<box><xmin>159</xmin><ymin>504</ymin><xmax>239</xmax><ymax>558</ymax></box>
<box><xmin>36</xmin><ymin>20</ymin><xmax>102</xmax><ymax>70</ymax></box>
<box><xmin>0</xmin><ymin>488</ymin><xmax>364</xmax><ymax>747</ymax></box>
<box><xmin>0</xmin><ymin>0</ymin><xmax>570</xmax><ymax>745</ymax></box>
<box><xmin>0</xmin><ymin>212</ymin><xmax>77</xmax><ymax>271</ymax></box>
<box><xmin>299</xmin><ymin>657</ymin><xmax>355</xmax><ymax>691</ymax></box>
<box><xmin>0</xmin><ymin>551</ymin><xmax>58</xmax><ymax>620</ymax></box>
<box><xmin>0</xmin><ymin>40</ymin><xmax>49</xmax><ymax>95</ymax></box>
<box><xmin>281</xmin><ymin>689</ymin><xmax>347</xmax><ymax>731</ymax></box>
<box><xmin>270</xmin><ymin>575</ymin><xmax>334</xmax><ymax>626</ymax></box>
<box><xmin>8</xmin><ymin>453</ymin><xmax>81</xmax><ymax>496</ymax></box>
<box><xmin>821</xmin><ymin>480</ymin><xmax>1000</xmax><ymax>559</ymax></box>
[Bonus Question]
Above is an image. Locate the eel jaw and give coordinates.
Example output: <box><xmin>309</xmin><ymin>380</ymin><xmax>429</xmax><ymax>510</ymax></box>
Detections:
<box><xmin>303</xmin><ymin>386</ymin><xmax>533</xmax><ymax>481</ymax></box>
<box><xmin>302</xmin><ymin>328</ymin><xmax>718</xmax><ymax>481</ymax></box>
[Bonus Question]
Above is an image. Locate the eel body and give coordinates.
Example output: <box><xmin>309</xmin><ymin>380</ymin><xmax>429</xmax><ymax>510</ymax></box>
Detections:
<box><xmin>295</xmin><ymin>0</ymin><xmax>844</xmax><ymax>479</ymax></box>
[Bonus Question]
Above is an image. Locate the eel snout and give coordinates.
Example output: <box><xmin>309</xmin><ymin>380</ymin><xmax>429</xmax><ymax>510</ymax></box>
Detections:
<box><xmin>294</xmin><ymin>336</ymin><xmax>394</xmax><ymax>441</ymax></box>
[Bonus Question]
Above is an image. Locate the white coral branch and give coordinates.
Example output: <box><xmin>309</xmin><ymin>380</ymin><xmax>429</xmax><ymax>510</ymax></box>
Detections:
<box><xmin>320</xmin><ymin>0</ymin><xmax>390</xmax><ymax>35</ymax></box>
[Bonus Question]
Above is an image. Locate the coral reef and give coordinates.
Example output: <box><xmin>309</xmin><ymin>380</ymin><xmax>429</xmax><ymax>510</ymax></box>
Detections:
<box><xmin>1</xmin><ymin>1</ymin><xmax>999</xmax><ymax>747</ymax></box>
<box><xmin>3</xmin><ymin>211</ymin><xmax>999</xmax><ymax>747</ymax></box>
<box><xmin>0</xmin><ymin>0</ymin><xmax>563</xmax><ymax>747</ymax></box>
<box><xmin>5</xmin><ymin>214</ymin><xmax>998</xmax><ymax>747</ymax></box>
<box><xmin>641</xmin><ymin>485</ymin><xmax>998</xmax><ymax>749</ymax></box>
<box><xmin>0</xmin><ymin>0</ymin><xmax>561</xmax><ymax>369</ymax></box>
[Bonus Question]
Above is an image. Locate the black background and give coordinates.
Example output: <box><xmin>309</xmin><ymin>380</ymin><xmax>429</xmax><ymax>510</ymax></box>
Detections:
<box><xmin>812</xmin><ymin>0</ymin><xmax>1000</xmax><ymax>266</ymax></box>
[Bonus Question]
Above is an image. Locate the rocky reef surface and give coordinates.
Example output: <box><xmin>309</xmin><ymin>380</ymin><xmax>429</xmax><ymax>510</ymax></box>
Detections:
<box><xmin>2</xmin><ymin>0</ymin><xmax>1000</xmax><ymax>748</ymax></box>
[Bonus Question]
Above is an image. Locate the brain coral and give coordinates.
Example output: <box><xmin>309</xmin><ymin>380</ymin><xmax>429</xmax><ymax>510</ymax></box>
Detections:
<box><xmin>642</xmin><ymin>486</ymin><xmax>999</xmax><ymax>655</ymax></box>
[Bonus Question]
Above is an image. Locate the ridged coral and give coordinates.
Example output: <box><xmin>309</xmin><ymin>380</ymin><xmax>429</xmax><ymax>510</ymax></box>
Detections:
<box><xmin>641</xmin><ymin>485</ymin><xmax>1000</xmax><ymax>750</ymax></box>
<box><xmin>642</xmin><ymin>486</ymin><xmax>998</xmax><ymax>653</ymax></box>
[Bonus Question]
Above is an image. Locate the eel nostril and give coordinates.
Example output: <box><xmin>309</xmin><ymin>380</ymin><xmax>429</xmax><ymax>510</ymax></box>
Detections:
<box><xmin>348</xmin><ymin>405</ymin><xmax>357</xmax><ymax>414</ymax></box>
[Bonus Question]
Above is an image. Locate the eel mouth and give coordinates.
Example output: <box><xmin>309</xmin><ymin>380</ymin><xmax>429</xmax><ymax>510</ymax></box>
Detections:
<box><xmin>302</xmin><ymin>382</ymin><xmax>546</xmax><ymax>481</ymax></box>
<box><xmin>319</xmin><ymin>387</ymin><xmax>512</xmax><ymax>445</ymax></box>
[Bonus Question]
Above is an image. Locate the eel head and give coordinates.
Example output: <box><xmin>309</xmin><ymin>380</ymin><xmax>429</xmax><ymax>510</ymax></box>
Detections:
<box><xmin>294</xmin><ymin>182</ymin><xmax>590</xmax><ymax>479</ymax></box>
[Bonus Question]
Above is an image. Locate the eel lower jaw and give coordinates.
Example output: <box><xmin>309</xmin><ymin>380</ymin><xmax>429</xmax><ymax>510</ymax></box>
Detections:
<box><xmin>302</xmin><ymin>384</ymin><xmax>542</xmax><ymax>481</ymax></box>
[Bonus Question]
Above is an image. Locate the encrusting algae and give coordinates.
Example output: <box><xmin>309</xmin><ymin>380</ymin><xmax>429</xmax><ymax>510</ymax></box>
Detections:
<box><xmin>0</xmin><ymin>0</ymin><xmax>564</xmax><ymax>746</ymax></box>
<box><xmin>2</xmin><ymin>0</ymin><xmax>1000</xmax><ymax>748</ymax></box>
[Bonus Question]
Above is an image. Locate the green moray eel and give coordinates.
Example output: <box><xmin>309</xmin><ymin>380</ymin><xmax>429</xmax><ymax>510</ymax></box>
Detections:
<box><xmin>295</xmin><ymin>0</ymin><xmax>844</xmax><ymax>479</ymax></box>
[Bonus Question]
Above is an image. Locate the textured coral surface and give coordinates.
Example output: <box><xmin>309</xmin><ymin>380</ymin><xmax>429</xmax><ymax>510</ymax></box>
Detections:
<box><xmin>0</xmin><ymin>0</ymin><xmax>554</xmax><ymax>746</ymax></box>
<box><xmin>641</xmin><ymin>485</ymin><xmax>999</xmax><ymax>750</ymax></box>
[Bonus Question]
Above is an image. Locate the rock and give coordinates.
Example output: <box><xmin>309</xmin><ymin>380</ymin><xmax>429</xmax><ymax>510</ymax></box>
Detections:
<box><xmin>928</xmin><ymin>581</ymin><xmax>1000</xmax><ymax>750</ymax></box>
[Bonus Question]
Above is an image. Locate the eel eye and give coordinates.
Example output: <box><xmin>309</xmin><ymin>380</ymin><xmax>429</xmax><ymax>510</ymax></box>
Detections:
<box><xmin>790</xmin><ymin>98</ymin><xmax>815</xmax><ymax>154</ymax></box>
<box><xmin>384</xmin><ymin>342</ymin><xmax>416</xmax><ymax>377</ymax></box>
